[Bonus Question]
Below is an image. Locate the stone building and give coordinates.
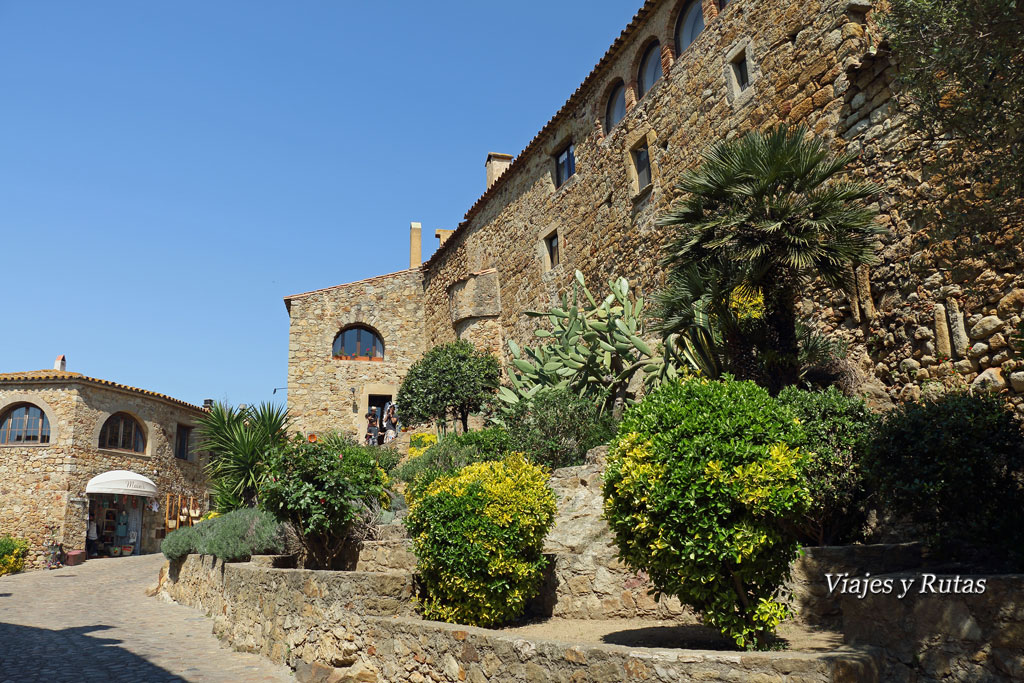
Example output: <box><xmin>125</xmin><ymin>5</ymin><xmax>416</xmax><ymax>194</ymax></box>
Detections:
<box><xmin>285</xmin><ymin>0</ymin><xmax>1024</xmax><ymax>434</ymax></box>
<box><xmin>0</xmin><ymin>357</ymin><xmax>208</xmax><ymax>568</ymax></box>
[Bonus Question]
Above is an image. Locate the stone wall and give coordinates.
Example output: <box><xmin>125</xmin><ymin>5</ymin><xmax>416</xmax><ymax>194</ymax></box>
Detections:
<box><xmin>285</xmin><ymin>269</ymin><xmax>425</xmax><ymax>440</ymax></box>
<box><xmin>842</xmin><ymin>574</ymin><xmax>1024</xmax><ymax>681</ymax></box>
<box><xmin>160</xmin><ymin>556</ymin><xmax>878</xmax><ymax>683</ymax></box>
<box><xmin>0</xmin><ymin>378</ymin><xmax>208</xmax><ymax>567</ymax></box>
<box><xmin>410</xmin><ymin>0</ymin><xmax>1022</xmax><ymax>409</ymax></box>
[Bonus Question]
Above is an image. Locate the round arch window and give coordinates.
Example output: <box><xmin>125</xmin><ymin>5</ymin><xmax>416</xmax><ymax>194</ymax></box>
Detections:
<box><xmin>675</xmin><ymin>1</ymin><xmax>705</xmax><ymax>55</ymax></box>
<box><xmin>637</xmin><ymin>42</ymin><xmax>663</xmax><ymax>98</ymax></box>
<box><xmin>605</xmin><ymin>81</ymin><xmax>627</xmax><ymax>133</ymax></box>
<box><xmin>0</xmin><ymin>403</ymin><xmax>50</xmax><ymax>445</ymax></box>
<box><xmin>333</xmin><ymin>326</ymin><xmax>385</xmax><ymax>361</ymax></box>
<box><xmin>99</xmin><ymin>413</ymin><xmax>146</xmax><ymax>453</ymax></box>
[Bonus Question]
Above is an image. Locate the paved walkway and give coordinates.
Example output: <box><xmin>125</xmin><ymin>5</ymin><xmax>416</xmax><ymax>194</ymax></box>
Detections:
<box><xmin>0</xmin><ymin>554</ymin><xmax>293</xmax><ymax>682</ymax></box>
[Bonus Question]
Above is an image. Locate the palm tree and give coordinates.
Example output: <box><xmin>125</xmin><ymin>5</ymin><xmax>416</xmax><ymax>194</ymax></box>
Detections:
<box><xmin>657</xmin><ymin>125</ymin><xmax>884</xmax><ymax>392</ymax></box>
<box><xmin>198</xmin><ymin>402</ymin><xmax>291</xmax><ymax>510</ymax></box>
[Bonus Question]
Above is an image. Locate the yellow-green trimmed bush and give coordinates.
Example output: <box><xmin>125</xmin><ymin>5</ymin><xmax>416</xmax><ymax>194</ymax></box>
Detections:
<box><xmin>603</xmin><ymin>378</ymin><xmax>809</xmax><ymax>650</ymax></box>
<box><xmin>404</xmin><ymin>453</ymin><xmax>556</xmax><ymax>627</ymax></box>
<box><xmin>0</xmin><ymin>535</ymin><xmax>30</xmax><ymax>576</ymax></box>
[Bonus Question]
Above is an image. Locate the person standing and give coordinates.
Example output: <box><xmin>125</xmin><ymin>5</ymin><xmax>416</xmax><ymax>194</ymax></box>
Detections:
<box><xmin>364</xmin><ymin>410</ymin><xmax>379</xmax><ymax>446</ymax></box>
<box><xmin>87</xmin><ymin>513</ymin><xmax>99</xmax><ymax>557</ymax></box>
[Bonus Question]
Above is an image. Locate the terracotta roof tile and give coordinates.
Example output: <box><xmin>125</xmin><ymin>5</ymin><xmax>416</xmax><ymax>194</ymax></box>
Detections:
<box><xmin>0</xmin><ymin>370</ymin><xmax>205</xmax><ymax>412</ymax></box>
<box><xmin>423</xmin><ymin>1</ymin><xmax>658</xmax><ymax>269</ymax></box>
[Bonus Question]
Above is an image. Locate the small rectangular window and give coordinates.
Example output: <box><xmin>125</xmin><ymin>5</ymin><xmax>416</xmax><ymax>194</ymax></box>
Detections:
<box><xmin>732</xmin><ymin>53</ymin><xmax>750</xmax><ymax>91</ymax></box>
<box><xmin>633</xmin><ymin>144</ymin><xmax>652</xmax><ymax>190</ymax></box>
<box><xmin>555</xmin><ymin>143</ymin><xmax>575</xmax><ymax>188</ymax></box>
<box><xmin>175</xmin><ymin>425</ymin><xmax>192</xmax><ymax>461</ymax></box>
<box><xmin>545</xmin><ymin>233</ymin><xmax>560</xmax><ymax>269</ymax></box>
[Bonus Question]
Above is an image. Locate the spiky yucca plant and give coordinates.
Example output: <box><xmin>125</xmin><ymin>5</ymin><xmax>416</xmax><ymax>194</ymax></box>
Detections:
<box><xmin>657</xmin><ymin>125</ymin><xmax>883</xmax><ymax>392</ymax></box>
<box><xmin>197</xmin><ymin>402</ymin><xmax>290</xmax><ymax>511</ymax></box>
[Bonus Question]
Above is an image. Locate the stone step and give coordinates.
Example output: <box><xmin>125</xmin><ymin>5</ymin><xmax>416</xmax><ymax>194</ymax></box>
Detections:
<box><xmin>355</xmin><ymin>540</ymin><xmax>416</xmax><ymax>573</ymax></box>
<box><xmin>376</xmin><ymin>522</ymin><xmax>408</xmax><ymax>541</ymax></box>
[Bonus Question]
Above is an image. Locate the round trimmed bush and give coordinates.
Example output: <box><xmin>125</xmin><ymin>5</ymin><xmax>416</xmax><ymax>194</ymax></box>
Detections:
<box><xmin>866</xmin><ymin>391</ymin><xmax>1024</xmax><ymax>568</ymax></box>
<box><xmin>405</xmin><ymin>453</ymin><xmax>556</xmax><ymax>628</ymax></box>
<box><xmin>602</xmin><ymin>378</ymin><xmax>809</xmax><ymax>650</ymax></box>
<box><xmin>776</xmin><ymin>385</ymin><xmax>876</xmax><ymax>545</ymax></box>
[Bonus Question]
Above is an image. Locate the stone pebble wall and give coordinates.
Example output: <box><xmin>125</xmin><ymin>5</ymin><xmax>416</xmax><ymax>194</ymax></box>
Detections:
<box><xmin>0</xmin><ymin>381</ymin><xmax>208</xmax><ymax>567</ymax></box>
<box><xmin>414</xmin><ymin>0</ymin><xmax>1023</xmax><ymax>409</ymax></box>
<box><xmin>841</xmin><ymin>574</ymin><xmax>1024</xmax><ymax>681</ymax></box>
<box><xmin>286</xmin><ymin>269</ymin><xmax>425</xmax><ymax>439</ymax></box>
<box><xmin>160</xmin><ymin>556</ymin><xmax>877</xmax><ymax>683</ymax></box>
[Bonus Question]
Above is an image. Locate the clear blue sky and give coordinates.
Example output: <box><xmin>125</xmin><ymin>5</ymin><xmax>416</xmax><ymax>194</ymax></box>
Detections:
<box><xmin>0</xmin><ymin>1</ymin><xmax>641</xmax><ymax>407</ymax></box>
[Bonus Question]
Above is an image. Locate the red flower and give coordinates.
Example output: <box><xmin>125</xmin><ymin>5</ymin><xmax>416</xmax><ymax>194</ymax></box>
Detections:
<box><xmin>320</xmin><ymin>498</ymin><xmax>325</xmax><ymax>504</ymax></box>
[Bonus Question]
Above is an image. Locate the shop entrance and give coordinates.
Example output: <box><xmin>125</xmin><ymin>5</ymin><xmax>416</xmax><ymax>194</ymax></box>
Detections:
<box><xmin>89</xmin><ymin>494</ymin><xmax>144</xmax><ymax>556</ymax></box>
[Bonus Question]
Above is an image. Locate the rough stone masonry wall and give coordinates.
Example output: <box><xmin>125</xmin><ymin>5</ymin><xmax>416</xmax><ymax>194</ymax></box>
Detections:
<box><xmin>286</xmin><ymin>269</ymin><xmax>425</xmax><ymax>440</ymax></box>
<box><xmin>161</xmin><ymin>556</ymin><xmax>878</xmax><ymax>683</ymax></box>
<box><xmin>419</xmin><ymin>0</ymin><xmax>1024</xmax><ymax>409</ymax></box>
<box><xmin>0</xmin><ymin>381</ymin><xmax>207</xmax><ymax>567</ymax></box>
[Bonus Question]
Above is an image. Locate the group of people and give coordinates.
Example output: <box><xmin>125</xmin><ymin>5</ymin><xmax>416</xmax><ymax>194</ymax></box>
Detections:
<box><xmin>365</xmin><ymin>401</ymin><xmax>399</xmax><ymax>445</ymax></box>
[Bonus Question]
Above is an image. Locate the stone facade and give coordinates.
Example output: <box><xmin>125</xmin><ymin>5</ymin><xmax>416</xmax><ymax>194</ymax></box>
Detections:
<box><xmin>284</xmin><ymin>268</ymin><xmax>425</xmax><ymax>440</ymax></box>
<box><xmin>0</xmin><ymin>370</ymin><xmax>208</xmax><ymax>568</ymax></box>
<box><xmin>284</xmin><ymin>0</ymin><xmax>1023</xmax><ymax>422</ymax></box>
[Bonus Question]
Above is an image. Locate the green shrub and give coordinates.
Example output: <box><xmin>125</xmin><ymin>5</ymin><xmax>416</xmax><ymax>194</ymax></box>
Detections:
<box><xmin>866</xmin><ymin>392</ymin><xmax>1024</xmax><ymax>567</ymax></box>
<box><xmin>776</xmin><ymin>386</ymin><xmax>876</xmax><ymax>545</ymax></box>
<box><xmin>504</xmin><ymin>387</ymin><xmax>617</xmax><ymax>469</ymax></box>
<box><xmin>0</xmin><ymin>535</ymin><xmax>30</xmax><ymax>576</ymax></box>
<box><xmin>260</xmin><ymin>435</ymin><xmax>389</xmax><ymax>568</ymax></box>
<box><xmin>395</xmin><ymin>427</ymin><xmax>511</xmax><ymax>501</ymax></box>
<box><xmin>397</xmin><ymin>340</ymin><xmax>501</xmax><ymax>432</ymax></box>
<box><xmin>160</xmin><ymin>508</ymin><xmax>283</xmax><ymax>562</ymax></box>
<box><xmin>161</xmin><ymin>525</ymin><xmax>198</xmax><ymax>561</ymax></box>
<box><xmin>321</xmin><ymin>431</ymin><xmax>402</xmax><ymax>473</ymax></box>
<box><xmin>602</xmin><ymin>378</ymin><xmax>809</xmax><ymax>650</ymax></box>
<box><xmin>405</xmin><ymin>454</ymin><xmax>556</xmax><ymax>628</ymax></box>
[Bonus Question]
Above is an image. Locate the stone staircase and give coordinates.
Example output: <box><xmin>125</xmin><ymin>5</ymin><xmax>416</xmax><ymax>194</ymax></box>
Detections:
<box><xmin>351</xmin><ymin>446</ymin><xmax>689</xmax><ymax>621</ymax></box>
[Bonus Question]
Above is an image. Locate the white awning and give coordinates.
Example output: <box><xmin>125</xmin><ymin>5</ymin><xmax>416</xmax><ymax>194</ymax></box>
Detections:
<box><xmin>85</xmin><ymin>470</ymin><xmax>158</xmax><ymax>497</ymax></box>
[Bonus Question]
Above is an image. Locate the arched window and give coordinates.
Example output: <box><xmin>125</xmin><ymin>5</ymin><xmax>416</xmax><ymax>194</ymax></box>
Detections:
<box><xmin>0</xmin><ymin>403</ymin><xmax>50</xmax><ymax>445</ymax></box>
<box><xmin>637</xmin><ymin>42</ymin><xmax>663</xmax><ymax>98</ymax></box>
<box><xmin>333</xmin><ymin>326</ymin><xmax>385</xmax><ymax>361</ymax></box>
<box><xmin>675</xmin><ymin>1</ymin><xmax>705</xmax><ymax>55</ymax></box>
<box><xmin>99</xmin><ymin>413</ymin><xmax>145</xmax><ymax>453</ymax></box>
<box><xmin>605</xmin><ymin>81</ymin><xmax>627</xmax><ymax>133</ymax></box>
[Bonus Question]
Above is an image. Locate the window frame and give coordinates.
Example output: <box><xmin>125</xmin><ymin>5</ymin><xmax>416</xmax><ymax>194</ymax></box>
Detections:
<box><xmin>675</xmin><ymin>1</ymin><xmax>705</xmax><ymax>55</ymax></box>
<box><xmin>554</xmin><ymin>142</ymin><xmax>576</xmax><ymax>188</ymax></box>
<box><xmin>98</xmin><ymin>413</ymin><xmax>146</xmax><ymax>454</ymax></box>
<box><xmin>604</xmin><ymin>81</ymin><xmax>627</xmax><ymax>133</ymax></box>
<box><xmin>332</xmin><ymin>326</ymin><xmax>385</xmax><ymax>362</ymax></box>
<box><xmin>0</xmin><ymin>403</ymin><xmax>51</xmax><ymax>446</ymax></box>
<box><xmin>545</xmin><ymin>232</ymin><xmax>561</xmax><ymax>270</ymax></box>
<box><xmin>632</xmin><ymin>143</ymin><xmax>652</xmax><ymax>191</ymax></box>
<box><xmin>174</xmin><ymin>425</ymin><xmax>192</xmax><ymax>461</ymax></box>
<box><xmin>637</xmin><ymin>41</ymin><xmax>663</xmax><ymax>98</ymax></box>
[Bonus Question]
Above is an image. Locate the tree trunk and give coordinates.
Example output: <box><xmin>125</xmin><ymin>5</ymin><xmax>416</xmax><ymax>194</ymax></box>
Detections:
<box><xmin>764</xmin><ymin>283</ymin><xmax>800</xmax><ymax>394</ymax></box>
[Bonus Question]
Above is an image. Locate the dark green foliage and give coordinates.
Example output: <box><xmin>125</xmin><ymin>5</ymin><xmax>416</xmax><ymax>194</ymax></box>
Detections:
<box><xmin>260</xmin><ymin>435</ymin><xmax>389</xmax><ymax>569</ymax></box>
<box><xmin>198</xmin><ymin>402</ymin><xmax>291</xmax><ymax>511</ymax></box>
<box><xmin>160</xmin><ymin>508</ymin><xmax>283</xmax><ymax>562</ymax></box>
<box><xmin>404</xmin><ymin>454</ymin><xmax>557</xmax><ymax>627</ymax></box>
<box><xmin>397</xmin><ymin>340</ymin><xmax>501</xmax><ymax>432</ymax></box>
<box><xmin>657</xmin><ymin>125</ymin><xmax>882</xmax><ymax>392</ymax></box>
<box><xmin>396</xmin><ymin>427</ymin><xmax>511</xmax><ymax>501</ymax></box>
<box><xmin>776</xmin><ymin>386</ymin><xmax>875</xmax><ymax>545</ymax></box>
<box><xmin>603</xmin><ymin>378</ymin><xmax>809</xmax><ymax>649</ymax></box>
<box><xmin>880</xmin><ymin>0</ymin><xmax>1024</xmax><ymax>194</ymax></box>
<box><xmin>321</xmin><ymin>431</ymin><xmax>401</xmax><ymax>473</ymax></box>
<box><xmin>504</xmin><ymin>387</ymin><xmax>617</xmax><ymax>469</ymax></box>
<box><xmin>866</xmin><ymin>392</ymin><xmax>1024</xmax><ymax>567</ymax></box>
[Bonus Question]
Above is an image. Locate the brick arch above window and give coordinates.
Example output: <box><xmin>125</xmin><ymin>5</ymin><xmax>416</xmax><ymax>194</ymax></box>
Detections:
<box><xmin>0</xmin><ymin>401</ymin><xmax>52</xmax><ymax>446</ymax></box>
<box><xmin>332</xmin><ymin>325</ymin><xmax>385</xmax><ymax>362</ymax></box>
<box><xmin>673</xmin><ymin>0</ymin><xmax>707</xmax><ymax>56</ymax></box>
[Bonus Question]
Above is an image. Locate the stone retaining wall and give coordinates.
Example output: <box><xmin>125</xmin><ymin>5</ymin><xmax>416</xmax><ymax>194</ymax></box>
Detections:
<box><xmin>842</xmin><ymin>574</ymin><xmax>1024</xmax><ymax>681</ymax></box>
<box><xmin>160</xmin><ymin>555</ymin><xmax>879</xmax><ymax>682</ymax></box>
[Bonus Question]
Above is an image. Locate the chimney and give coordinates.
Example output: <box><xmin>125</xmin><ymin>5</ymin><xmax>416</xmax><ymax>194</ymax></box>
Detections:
<box><xmin>203</xmin><ymin>399</ymin><xmax>214</xmax><ymax>410</ymax></box>
<box><xmin>435</xmin><ymin>229</ymin><xmax>454</xmax><ymax>247</ymax></box>
<box><xmin>485</xmin><ymin>152</ymin><xmax>513</xmax><ymax>190</ymax></box>
<box><xmin>54</xmin><ymin>354</ymin><xmax>66</xmax><ymax>372</ymax></box>
<box><xmin>409</xmin><ymin>222</ymin><xmax>422</xmax><ymax>268</ymax></box>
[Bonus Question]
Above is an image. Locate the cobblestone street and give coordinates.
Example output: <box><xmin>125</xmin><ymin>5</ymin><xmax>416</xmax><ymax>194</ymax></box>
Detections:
<box><xmin>0</xmin><ymin>554</ymin><xmax>293</xmax><ymax>682</ymax></box>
